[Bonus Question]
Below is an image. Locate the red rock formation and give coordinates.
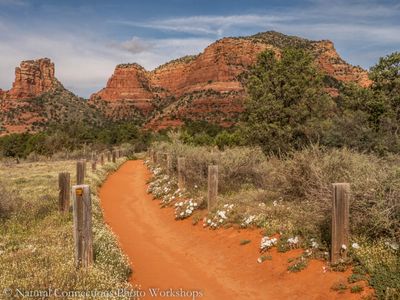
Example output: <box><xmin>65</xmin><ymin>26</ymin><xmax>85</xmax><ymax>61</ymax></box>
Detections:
<box><xmin>2</xmin><ymin>58</ymin><xmax>57</xmax><ymax>100</ymax></box>
<box><xmin>312</xmin><ymin>40</ymin><xmax>371</xmax><ymax>87</ymax></box>
<box><xmin>151</xmin><ymin>39</ymin><xmax>274</xmax><ymax>96</ymax></box>
<box><xmin>89</xmin><ymin>63</ymin><xmax>156</xmax><ymax>118</ymax></box>
<box><xmin>0</xmin><ymin>58</ymin><xmax>101</xmax><ymax>136</ymax></box>
<box><xmin>91</xmin><ymin>32</ymin><xmax>372</xmax><ymax>130</ymax></box>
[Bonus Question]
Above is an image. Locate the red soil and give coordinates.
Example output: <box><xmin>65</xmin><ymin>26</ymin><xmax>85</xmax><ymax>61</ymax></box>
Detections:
<box><xmin>99</xmin><ymin>160</ymin><xmax>371</xmax><ymax>300</ymax></box>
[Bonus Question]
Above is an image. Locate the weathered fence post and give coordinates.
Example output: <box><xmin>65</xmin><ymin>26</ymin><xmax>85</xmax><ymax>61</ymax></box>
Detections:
<box><xmin>100</xmin><ymin>154</ymin><xmax>104</xmax><ymax>166</ymax></box>
<box><xmin>112</xmin><ymin>151</ymin><xmax>116</xmax><ymax>163</ymax></box>
<box><xmin>76</xmin><ymin>160</ymin><xmax>85</xmax><ymax>185</ymax></box>
<box><xmin>58</xmin><ymin>172</ymin><xmax>70</xmax><ymax>212</ymax></box>
<box><xmin>331</xmin><ymin>183</ymin><xmax>350</xmax><ymax>264</ymax></box>
<box><xmin>152</xmin><ymin>150</ymin><xmax>157</xmax><ymax>164</ymax></box>
<box><xmin>162</xmin><ymin>153</ymin><xmax>168</xmax><ymax>168</ymax></box>
<box><xmin>177</xmin><ymin>157</ymin><xmax>186</xmax><ymax>189</ymax></box>
<box><xmin>107</xmin><ymin>152</ymin><xmax>111</xmax><ymax>162</ymax></box>
<box><xmin>166</xmin><ymin>153</ymin><xmax>173</xmax><ymax>176</ymax></box>
<box><xmin>207</xmin><ymin>165</ymin><xmax>219</xmax><ymax>210</ymax></box>
<box><xmin>72</xmin><ymin>185</ymin><xmax>93</xmax><ymax>268</ymax></box>
<box><xmin>91</xmin><ymin>160</ymin><xmax>97</xmax><ymax>172</ymax></box>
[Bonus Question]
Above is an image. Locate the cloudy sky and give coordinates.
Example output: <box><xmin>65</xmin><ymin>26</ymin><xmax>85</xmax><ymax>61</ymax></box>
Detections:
<box><xmin>0</xmin><ymin>0</ymin><xmax>399</xmax><ymax>97</ymax></box>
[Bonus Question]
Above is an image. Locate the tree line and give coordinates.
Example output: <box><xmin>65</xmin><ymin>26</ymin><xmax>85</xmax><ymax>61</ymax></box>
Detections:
<box><xmin>1</xmin><ymin>49</ymin><xmax>399</xmax><ymax>158</ymax></box>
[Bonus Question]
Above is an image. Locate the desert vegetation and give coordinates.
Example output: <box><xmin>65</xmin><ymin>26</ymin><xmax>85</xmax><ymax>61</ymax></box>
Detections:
<box><xmin>0</xmin><ymin>40</ymin><xmax>399</xmax><ymax>299</ymax></box>
<box><xmin>0</xmin><ymin>157</ymin><xmax>133</xmax><ymax>299</ymax></box>
<box><xmin>148</xmin><ymin>139</ymin><xmax>399</xmax><ymax>299</ymax></box>
<box><xmin>142</xmin><ymin>49</ymin><xmax>400</xmax><ymax>299</ymax></box>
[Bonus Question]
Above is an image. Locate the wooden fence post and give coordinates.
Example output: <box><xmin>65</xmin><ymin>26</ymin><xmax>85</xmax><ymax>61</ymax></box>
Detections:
<box><xmin>112</xmin><ymin>151</ymin><xmax>116</xmax><ymax>163</ymax></box>
<box><xmin>72</xmin><ymin>185</ymin><xmax>93</xmax><ymax>268</ymax></box>
<box><xmin>76</xmin><ymin>160</ymin><xmax>85</xmax><ymax>185</ymax></box>
<box><xmin>152</xmin><ymin>150</ymin><xmax>157</xmax><ymax>164</ymax></box>
<box><xmin>91</xmin><ymin>160</ymin><xmax>97</xmax><ymax>172</ymax></box>
<box><xmin>331</xmin><ymin>183</ymin><xmax>350</xmax><ymax>264</ymax></box>
<box><xmin>107</xmin><ymin>152</ymin><xmax>111</xmax><ymax>162</ymax></box>
<box><xmin>177</xmin><ymin>157</ymin><xmax>186</xmax><ymax>189</ymax></box>
<box><xmin>208</xmin><ymin>165</ymin><xmax>219</xmax><ymax>210</ymax></box>
<box><xmin>58</xmin><ymin>172</ymin><xmax>70</xmax><ymax>212</ymax></box>
<box><xmin>166</xmin><ymin>153</ymin><xmax>172</xmax><ymax>176</ymax></box>
<box><xmin>100</xmin><ymin>154</ymin><xmax>104</xmax><ymax>166</ymax></box>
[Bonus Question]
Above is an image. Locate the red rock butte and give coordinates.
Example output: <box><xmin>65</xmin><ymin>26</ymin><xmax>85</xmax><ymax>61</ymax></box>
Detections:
<box><xmin>1</xmin><ymin>58</ymin><xmax>57</xmax><ymax>100</ymax></box>
<box><xmin>89</xmin><ymin>32</ymin><xmax>371</xmax><ymax>130</ymax></box>
<box><xmin>1</xmin><ymin>31</ymin><xmax>373</xmax><ymax>135</ymax></box>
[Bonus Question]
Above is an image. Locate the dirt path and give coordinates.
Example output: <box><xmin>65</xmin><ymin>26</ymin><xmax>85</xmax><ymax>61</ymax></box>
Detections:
<box><xmin>100</xmin><ymin>160</ymin><xmax>368</xmax><ymax>300</ymax></box>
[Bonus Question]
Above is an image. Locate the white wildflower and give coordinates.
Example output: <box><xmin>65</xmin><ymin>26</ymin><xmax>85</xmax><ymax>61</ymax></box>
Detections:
<box><xmin>260</xmin><ymin>236</ymin><xmax>277</xmax><ymax>251</ymax></box>
<box><xmin>385</xmin><ymin>242</ymin><xmax>399</xmax><ymax>251</ymax></box>
<box><xmin>351</xmin><ymin>243</ymin><xmax>360</xmax><ymax>249</ymax></box>
<box><xmin>287</xmin><ymin>236</ymin><xmax>299</xmax><ymax>245</ymax></box>
<box><xmin>217</xmin><ymin>211</ymin><xmax>227</xmax><ymax>219</ymax></box>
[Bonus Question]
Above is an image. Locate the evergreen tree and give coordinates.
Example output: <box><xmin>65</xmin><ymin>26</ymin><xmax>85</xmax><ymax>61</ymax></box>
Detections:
<box><xmin>243</xmin><ymin>48</ymin><xmax>334</xmax><ymax>154</ymax></box>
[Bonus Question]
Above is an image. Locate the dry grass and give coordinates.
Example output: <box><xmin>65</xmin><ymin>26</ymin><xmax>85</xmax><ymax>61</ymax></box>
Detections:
<box><xmin>151</xmin><ymin>141</ymin><xmax>400</xmax><ymax>298</ymax></box>
<box><xmin>0</xmin><ymin>158</ymin><xmax>132</xmax><ymax>299</ymax></box>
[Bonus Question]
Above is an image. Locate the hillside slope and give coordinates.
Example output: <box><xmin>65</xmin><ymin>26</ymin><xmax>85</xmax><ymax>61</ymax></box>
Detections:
<box><xmin>90</xmin><ymin>31</ymin><xmax>371</xmax><ymax>130</ymax></box>
<box><xmin>0</xmin><ymin>58</ymin><xmax>105</xmax><ymax>135</ymax></box>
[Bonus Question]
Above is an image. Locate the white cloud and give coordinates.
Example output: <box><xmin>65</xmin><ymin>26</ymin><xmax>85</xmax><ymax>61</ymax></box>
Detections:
<box><xmin>111</xmin><ymin>14</ymin><xmax>291</xmax><ymax>36</ymax></box>
<box><xmin>109</xmin><ymin>36</ymin><xmax>154</xmax><ymax>54</ymax></box>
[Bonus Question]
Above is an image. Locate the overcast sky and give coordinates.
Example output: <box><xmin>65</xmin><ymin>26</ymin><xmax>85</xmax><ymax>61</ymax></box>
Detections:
<box><xmin>0</xmin><ymin>0</ymin><xmax>399</xmax><ymax>98</ymax></box>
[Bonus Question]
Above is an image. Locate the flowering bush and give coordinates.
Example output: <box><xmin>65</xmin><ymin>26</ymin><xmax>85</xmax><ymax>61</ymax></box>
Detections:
<box><xmin>174</xmin><ymin>198</ymin><xmax>199</xmax><ymax>220</ymax></box>
<box><xmin>287</xmin><ymin>236</ymin><xmax>299</xmax><ymax>248</ymax></box>
<box><xmin>147</xmin><ymin>173</ymin><xmax>178</xmax><ymax>203</ymax></box>
<box><xmin>241</xmin><ymin>215</ymin><xmax>257</xmax><ymax>227</ymax></box>
<box><xmin>203</xmin><ymin>204</ymin><xmax>234</xmax><ymax>229</ymax></box>
<box><xmin>260</xmin><ymin>236</ymin><xmax>278</xmax><ymax>252</ymax></box>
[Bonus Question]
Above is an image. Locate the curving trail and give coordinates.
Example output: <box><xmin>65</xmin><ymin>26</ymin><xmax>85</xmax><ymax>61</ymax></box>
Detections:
<box><xmin>100</xmin><ymin>160</ymin><xmax>369</xmax><ymax>300</ymax></box>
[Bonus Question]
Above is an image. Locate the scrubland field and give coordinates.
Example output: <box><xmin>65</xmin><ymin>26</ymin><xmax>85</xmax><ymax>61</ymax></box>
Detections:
<box><xmin>149</xmin><ymin>140</ymin><xmax>399</xmax><ymax>299</ymax></box>
<box><xmin>0</xmin><ymin>158</ymin><xmax>132</xmax><ymax>299</ymax></box>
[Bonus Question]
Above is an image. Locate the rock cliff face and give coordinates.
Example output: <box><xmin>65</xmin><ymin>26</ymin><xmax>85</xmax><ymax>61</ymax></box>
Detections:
<box><xmin>90</xmin><ymin>63</ymin><xmax>154</xmax><ymax>119</ymax></box>
<box><xmin>2</xmin><ymin>58</ymin><xmax>57</xmax><ymax>100</ymax></box>
<box><xmin>312</xmin><ymin>40</ymin><xmax>371</xmax><ymax>87</ymax></box>
<box><xmin>91</xmin><ymin>31</ymin><xmax>371</xmax><ymax>130</ymax></box>
<box><xmin>1</xmin><ymin>31</ymin><xmax>373</xmax><ymax>135</ymax></box>
<box><xmin>0</xmin><ymin>58</ymin><xmax>104</xmax><ymax>135</ymax></box>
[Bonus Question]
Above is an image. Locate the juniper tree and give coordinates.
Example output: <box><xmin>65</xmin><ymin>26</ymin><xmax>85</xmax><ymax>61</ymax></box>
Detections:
<box><xmin>243</xmin><ymin>48</ymin><xmax>334</xmax><ymax>154</ymax></box>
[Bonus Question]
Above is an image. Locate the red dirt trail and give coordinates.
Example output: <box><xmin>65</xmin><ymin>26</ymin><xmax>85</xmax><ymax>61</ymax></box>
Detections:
<box><xmin>100</xmin><ymin>160</ymin><xmax>371</xmax><ymax>300</ymax></box>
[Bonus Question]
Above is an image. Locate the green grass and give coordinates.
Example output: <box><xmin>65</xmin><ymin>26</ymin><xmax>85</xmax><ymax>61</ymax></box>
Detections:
<box><xmin>350</xmin><ymin>285</ymin><xmax>364</xmax><ymax>293</ymax></box>
<box><xmin>0</xmin><ymin>158</ymin><xmax>132</xmax><ymax>299</ymax></box>
<box><xmin>331</xmin><ymin>282</ymin><xmax>348</xmax><ymax>294</ymax></box>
